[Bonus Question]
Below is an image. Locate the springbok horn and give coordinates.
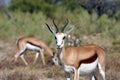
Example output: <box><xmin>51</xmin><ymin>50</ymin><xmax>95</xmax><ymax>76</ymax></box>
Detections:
<box><xmin>46</xmin><ymin>23</ymin><xmax>56</xmax><ymax>35</ymax></box>
<box><xmin>53</xmin><ymin>19</ymin><xmax>59</xmax><ymax>32</ymax></box>
<box><xmin>61</xmin><ymin>19</ymin><xmax>69</xmax><ymax>32</ymax></box>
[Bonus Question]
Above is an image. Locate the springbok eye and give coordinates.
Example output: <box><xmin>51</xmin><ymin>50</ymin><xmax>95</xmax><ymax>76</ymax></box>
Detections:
<box><xmin>63</xmin><ymin>36</ymin><xmax>65</xmax><ymax>39</ymax></box>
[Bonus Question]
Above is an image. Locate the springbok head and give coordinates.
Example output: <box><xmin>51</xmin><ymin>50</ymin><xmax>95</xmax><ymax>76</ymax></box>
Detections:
<box><xmin>46</xmin><ymin>19</ymin><xmax>74</xmax><ymax>49</ymax></box>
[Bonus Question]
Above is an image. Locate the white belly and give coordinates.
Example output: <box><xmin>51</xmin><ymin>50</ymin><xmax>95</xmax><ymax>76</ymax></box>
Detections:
<box><xmin>26</xmin><ymin>43</ymin><xmax>41</xmax><ymax>51</ymax></box>
<box><xmin>64</xmin><ymin>58</ymin><xmax>98</xmax><ymax>75</ymax></box>
<box><xmin>79</xmin><ymin>58</ymin><xmax>98</xmax><ymax>75</ymax></box>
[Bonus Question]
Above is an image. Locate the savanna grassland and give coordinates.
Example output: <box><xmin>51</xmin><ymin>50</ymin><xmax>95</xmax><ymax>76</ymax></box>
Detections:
<box><xmin>0</xmin><ymin>5</ymin><xmax>120</xmax><ymax>80</ymax></box>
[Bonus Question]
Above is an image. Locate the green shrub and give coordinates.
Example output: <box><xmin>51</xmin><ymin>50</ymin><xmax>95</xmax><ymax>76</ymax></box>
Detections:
<box><xmin>0</xmin><ymin>5</ymin><xmax>120</xmax><ymax>44</ymax></box>
<box><xmin>10</xmin><ymin>0</ymin><xmax>56</xmax><ymax>18</ymax></box>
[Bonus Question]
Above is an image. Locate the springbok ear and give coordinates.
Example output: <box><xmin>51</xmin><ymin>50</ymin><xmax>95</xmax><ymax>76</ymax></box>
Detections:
<box><xmin>46</xmin><ymin>23</ymin><xmax>56</xmax><ymax>35</ymax></box>
<box><xmin>66</xmin><ymin>25</ymin><xmax>74</xmax><ymax>35</ymax></box>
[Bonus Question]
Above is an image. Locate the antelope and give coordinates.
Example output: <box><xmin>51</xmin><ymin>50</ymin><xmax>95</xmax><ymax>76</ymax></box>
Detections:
<box><xmin>46</xmin><ymin>19</ymin><xmax>106</xmax><ymax>80</ymax></box>
<box><xmin>66</xmin><ymin>34</ymin><xmax>81</xmax><ymax>47</ymax></box>
<box><xmin>14</xmin><ymin>37</ymin><xmax>58</xmax><ymax>66</ymax></box>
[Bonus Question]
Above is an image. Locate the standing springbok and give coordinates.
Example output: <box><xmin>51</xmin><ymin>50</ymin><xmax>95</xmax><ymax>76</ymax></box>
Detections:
<box><xmin>14</xmin><ymin>37</ymin><xmax>58</xmax><ymax>66</ymax></box>
<box><xmin>66</xmin><ymin>34</ymin><xmax>80</xmax><ymax>47</ymax></box>
<box><xmin>46</xmin><ymin>19</ymin><xmax>106</xmax><ymax>80</ymax></box>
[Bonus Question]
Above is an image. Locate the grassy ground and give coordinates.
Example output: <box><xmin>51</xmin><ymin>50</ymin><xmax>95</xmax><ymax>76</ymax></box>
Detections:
<box><xmin>0</xmin><ymin>37</ymin><xmax>120</xmax><ymax>80</ymax></box>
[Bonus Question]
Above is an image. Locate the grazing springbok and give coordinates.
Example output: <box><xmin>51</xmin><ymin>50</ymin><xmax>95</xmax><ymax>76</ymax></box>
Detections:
<box><xmin>14</xmin><ymin>37</ymin><xmax>58</xmax><ymax>66</ymax></box>
<box><xmin>46</xmin><ymin>19</ymin><xmax>106</xmax><ymax>80</ymax></box>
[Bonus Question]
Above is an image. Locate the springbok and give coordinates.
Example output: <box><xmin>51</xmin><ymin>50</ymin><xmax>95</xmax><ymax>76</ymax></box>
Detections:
<box><xmin>46</xmin><ymin>19</ymin><xmax>106</xmax><ymax>80</ymax></box>
<box><xmin>66</xmin><ymin>34</ymin><xmax>80</xmax><ymax>47</ymax></box>
<box><xmin>14</xmin><ymin>37</ymin><xmax>58</xmax><ymax>66</ymax></box>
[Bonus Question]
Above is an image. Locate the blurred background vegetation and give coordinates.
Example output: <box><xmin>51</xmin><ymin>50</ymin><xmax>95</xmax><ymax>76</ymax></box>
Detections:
<box><xmin>0</xmin><ymin>0</ymin><xmax>120</xmax><ymax>46</ymax></box>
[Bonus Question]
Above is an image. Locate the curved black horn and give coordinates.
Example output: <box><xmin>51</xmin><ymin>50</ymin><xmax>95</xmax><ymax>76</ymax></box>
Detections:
<box><xmin>61</xmin><ymin>19</ymin><xmax>69</xmax><ymax>32</ymax></box>
<box><xmin>46</xmin><ymin>23</ymin><xmax>55</xmax><ymax>35</ymax></box>
<box><xmin>53</xmin><ymin>19</ymin><xmax>59</xmax><ymax>32</ymax></box>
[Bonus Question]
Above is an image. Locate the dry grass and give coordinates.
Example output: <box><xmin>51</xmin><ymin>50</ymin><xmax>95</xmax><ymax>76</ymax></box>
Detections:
<box><xmin>0</xmin><ymin>39</ymin><xmax>120</xmax><ymax>80</ymax></box>
<box><xmin>0</xmin><ymin>54</ymin><xmax>64</xmax><ymax>80</ymax></box>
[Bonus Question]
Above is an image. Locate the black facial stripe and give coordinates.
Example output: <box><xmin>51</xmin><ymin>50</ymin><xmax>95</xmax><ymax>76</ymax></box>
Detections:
<box><xmin>54</xmin><ymin>36</ymin><xmax>57</xmax><ymax>39</ymax></box>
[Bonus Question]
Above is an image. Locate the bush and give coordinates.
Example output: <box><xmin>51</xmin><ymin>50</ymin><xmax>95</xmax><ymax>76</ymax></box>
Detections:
<box><xmin>10</xmin><ymin>0</ymin><xmax>56</xmax><ymax>18</ymax></box>
<box><xmin>1</xmin><ymin>5</ymin><xmax>120</xmax><ymax>43</ymax></box>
